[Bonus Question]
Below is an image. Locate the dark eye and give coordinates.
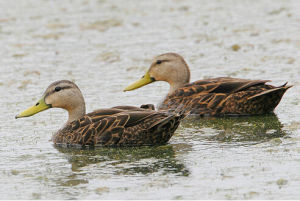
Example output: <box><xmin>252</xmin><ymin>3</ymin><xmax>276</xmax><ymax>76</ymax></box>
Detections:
<box><xmin>156</xmin><ymin>60</ymin><xmax>162</xmax><ymax>65</ymax></box>
<box><xmin>54</xmin><ymin>86</ymin><xmax>61</xmax><ymax>92</ymax></box>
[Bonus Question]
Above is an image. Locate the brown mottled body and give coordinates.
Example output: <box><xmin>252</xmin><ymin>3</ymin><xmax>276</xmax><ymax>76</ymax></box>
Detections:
<box><xmin>16</xmin><ymin>80</ymin><xmax>185</xmax><ymax>148</ymax></box>
<box><xmin>158</xmin><ymin>77</ymin><xmax>291</xmax><ymax>116</ymax></box>
<box><xmin>53</xmin><ymin>106</ymin><xmax>182</xmax><ymax>147</ymax></box>
<box><xmin>124</xmin><ymin>53</ymin><xmax>292</xmax><ymax>117</ymax></box>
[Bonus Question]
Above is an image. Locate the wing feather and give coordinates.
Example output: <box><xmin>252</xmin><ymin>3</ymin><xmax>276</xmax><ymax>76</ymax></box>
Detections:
<box><xmin>159</xmin><ymin>77</ymin><xmax>290</xmax><ymax>116</ymax></box>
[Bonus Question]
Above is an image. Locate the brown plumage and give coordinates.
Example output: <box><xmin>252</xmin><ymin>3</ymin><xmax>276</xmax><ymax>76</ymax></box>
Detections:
<box><xmin>159</xmin><ymin>77</ymin><xmax>291</xmax><ymax>116</ymax></box>
<box><xmin>124</xmin><ymin>53</ymin><xmax>292</xmax><ymax>116</ymax></box>
<box><xmin>53</xmin><ymin>106</ymin><xmax>183</xmax><ymax>147</ymax></box>
<box><xmin>16</xmin><ymin>80</ymin><xmax>184</xmax><ymax>147</ymax></box>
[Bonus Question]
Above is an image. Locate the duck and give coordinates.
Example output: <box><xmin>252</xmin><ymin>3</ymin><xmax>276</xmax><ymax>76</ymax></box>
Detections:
<box><xmin>15</xmin><ymin>80</ymin><xmax>185</xmax><ymax>147</ymax></box>
<box><xmin>124</xmin><ymin>53</ymin><xmax>292</xmax><ymax>116</ymax></box>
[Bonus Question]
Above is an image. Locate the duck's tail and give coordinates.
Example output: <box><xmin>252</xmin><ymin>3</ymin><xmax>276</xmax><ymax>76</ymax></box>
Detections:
<box><xmin>248</xmin><ymin>83</ymin><xmax>292</xmax><ymax>101</ymax></box>
<box><xmin>244</xmin><ymin>83</ymin><xmax>292</xmax><ymax>114</ymax></box>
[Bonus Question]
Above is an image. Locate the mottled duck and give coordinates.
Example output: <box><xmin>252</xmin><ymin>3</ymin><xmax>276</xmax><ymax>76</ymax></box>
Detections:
<box><xmin>124</xmin><ymin>53</ymin><xmax>291</xmax><ymax>116</ymax></box>
<box><xmin>16</xmin><ymin>80</ymin><xmax>185</xmax><ymax>147</ymax></box>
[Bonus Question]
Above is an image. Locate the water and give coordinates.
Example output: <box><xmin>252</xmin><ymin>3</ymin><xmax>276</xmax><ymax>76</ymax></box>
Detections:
<box><xmin>1</xmin><ymin>0</ymin><xmax>300</xmax><ymax>199</ymax></box>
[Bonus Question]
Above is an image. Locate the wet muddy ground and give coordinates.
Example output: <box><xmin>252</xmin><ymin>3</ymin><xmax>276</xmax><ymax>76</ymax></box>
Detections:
<box><xmin>0</xmin><ymin>0</ymin><xmax>300</xmax><ymax>199</ymax></box>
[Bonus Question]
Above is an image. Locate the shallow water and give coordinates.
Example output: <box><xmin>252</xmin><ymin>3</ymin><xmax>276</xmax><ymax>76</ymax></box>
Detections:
<box><xmin>1</xmin><ymin>0</ymin><xmax>300</xmax><ymax>199</ymax></box>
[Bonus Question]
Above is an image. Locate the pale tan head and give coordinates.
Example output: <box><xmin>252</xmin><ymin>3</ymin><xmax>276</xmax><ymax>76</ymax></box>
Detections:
<box><xmin>124</xmin><ymin>53</ymin><xmax>190</xmax><ymax>94</ymax></box>
<box><xmin>149</xmin><ymin>53</ymin><xmax>190</xmax><ymax>84</ymax></box>
<box><xmin>16</xmin><ymin>80</ymin><xmax>86</xmax><ymax>124</ymax></box>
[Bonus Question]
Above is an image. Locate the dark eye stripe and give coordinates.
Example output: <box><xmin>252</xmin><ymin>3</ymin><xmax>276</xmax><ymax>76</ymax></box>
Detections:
<box><xmin>45</xmin><ymin>86</ymin><xmax>72</xmax><ymax>98</ymax></box>
<box><xmin>156</xmin><ymin>59</ymin><xmax>169</xmax><ymax>65</ymax></box>
<box><xmin>55</xmin><ymin>86</ymin><xmax>61</xmax><ymax>92</ymax></box>
<box><xmin>55</xmin><ymin>86</ymin><xmax>72</xmax><ymax>92</ymax></box>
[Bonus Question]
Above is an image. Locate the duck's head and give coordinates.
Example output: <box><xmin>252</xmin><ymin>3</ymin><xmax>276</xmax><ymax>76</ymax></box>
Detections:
<box><xmin>16</xmin><ymin>80</ymin><xmax>86</xmax><ymax>123</ymax></box>
<box><xmin>124</xmin><ymin>53</ymin><xmax>190</xmax><ymax>94</ymax></box>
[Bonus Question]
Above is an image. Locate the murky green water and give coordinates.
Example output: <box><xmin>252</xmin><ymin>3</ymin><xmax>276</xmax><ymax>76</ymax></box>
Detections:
<box><xmin>1</xmin><ymin>0</ymin><xmax>300</xmax><ymax>199</ymax></box>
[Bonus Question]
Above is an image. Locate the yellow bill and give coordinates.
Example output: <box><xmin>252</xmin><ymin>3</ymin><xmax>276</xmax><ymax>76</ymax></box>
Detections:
<box><xmin>124</xmin><ymin>71</ymin><xmax>155</xmax><ymax>91</ymax></box>
<box><xmin>15</xmin><ymin>97</ymin><xmax>51</xmax><ymax>119</ymax></box>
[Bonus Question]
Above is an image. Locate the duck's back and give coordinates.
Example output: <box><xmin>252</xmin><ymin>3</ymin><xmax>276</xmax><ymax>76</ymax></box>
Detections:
<box><xmin>158</xmin><ymin>77</ymin><xmax>291</xmax><ymax>116</ymax></box>
<box><xmin>53</xmin><ymin>106</ymin><xmax>183</xmax><ymax>147</ymax></box>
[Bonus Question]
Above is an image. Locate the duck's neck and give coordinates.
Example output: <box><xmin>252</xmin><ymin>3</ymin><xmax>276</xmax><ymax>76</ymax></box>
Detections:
<box><xmin>167</xmin><ymin>68</ymin><xmax>190</xmax><ymax>95</ymax></box>
<box><xmin>66</xmin><ymin>102</ymin><xmax>86</xmax><ymax>124</ymax></box>
<box><xmin>168</xmin><ymin>82</ymin><xmax>187</xmax><ymax>95</ymax></box>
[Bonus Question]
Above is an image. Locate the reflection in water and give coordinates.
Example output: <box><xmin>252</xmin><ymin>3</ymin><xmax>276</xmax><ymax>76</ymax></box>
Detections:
<box><xmin>181</xmin><ymin>114</ymin><xmax>287</xmax><ymax>144</ymax></box>
<box><xmin>55</xmin><ymin>145</ymin><xmax>189</xmax><ymax>177</ymax></box>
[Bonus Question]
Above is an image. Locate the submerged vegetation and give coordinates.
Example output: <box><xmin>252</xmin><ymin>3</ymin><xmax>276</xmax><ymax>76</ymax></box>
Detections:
<box><xmin>182</xmin><ymin>114</ymin><xmax>287</xmax><ymax>143</ymax></box>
